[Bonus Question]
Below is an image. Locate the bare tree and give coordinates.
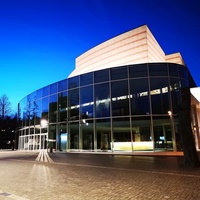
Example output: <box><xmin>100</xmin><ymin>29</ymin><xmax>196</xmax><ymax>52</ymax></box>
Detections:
<box><xmin>0</xmin><ymin>94</ymin><xmax>12</xmax><ymax>119</ymax></box>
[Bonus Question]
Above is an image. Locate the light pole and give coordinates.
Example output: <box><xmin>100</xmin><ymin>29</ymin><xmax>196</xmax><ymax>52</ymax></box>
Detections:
<box><xmin>168</xmin><ymin>111</ymin><xmax>177</xmax><ymax>152</ymax></box>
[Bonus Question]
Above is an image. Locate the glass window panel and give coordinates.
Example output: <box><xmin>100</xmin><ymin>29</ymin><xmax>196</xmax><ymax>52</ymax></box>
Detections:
<box><xmin>80</xmin><ymin>86</ymin><xmax>94</xmax><ymax>119</ymax></box>
<box><xmin>96</xmin><ymin>118</ymin><xmax>111</xmax><ymax>150</ymax></box>
<box><xmin>29</xmin><ymin>92</ymin><xmax>36</xmax><ymax>103</ymax></box>
<box><xmin>95</xmin><ymin>83</ymin><xmax>110</xmax><ymax>118</ymax></box>
<box><xmin>27</xmin><ymin>95</ymin><xmax>34</xmax><ymax>126</ymax></box>
<box><xmin>58</xmin><ymin>91</ymin><xmax>68</xmax><ymax>122</ymax></box>
<box><xmin>153</xmin><ymin>116</ymin><xmax>173</xmax><ymax>150</ymax></box>
<box><xmin>36</xmin><ymin>89</ymin><xmax>42</xmax><ymax>99</ymax></box>
<box><xmin>30</xmin><ymin>128</ymin><xmax>34</xmax><ymax>134</ymax></box>
<box><xmin>178</xmin><ymin>65</ymin><xmax>184</xmax><ymax>78</ymax></box>
<box><xmin>69</xmin><ymin>121</ymin><xmax>79</xmax><ymax>149</ymax></box>
<box><xmin>111</xmin><ymin>66</ymin><xmax>127</xmax><ymax>80</ymax></box>
<box><xmin>35</xmin><ymin>127</ymin><xmax>40</xmax><ymax>134</ymax></box>
<box><xmin>35</xmin><ymin>99</ymin><xmax>42</xmax><ymax>125</ymax></box>
<box><xmin>42</xmin><ymin>97</ymin><xmax>49</xmax><ymax>120</ymax></box>
<box><xmin>18</xmin><ymin>103</ymin><xmax>23</xmax><ymax>128</ymax></box>
<box><xmin>113</xmin><ymin>117</ymin><xmax>131</xmax><ymax>151</ymax></box>
<box><xmin>130</xmin><ymin>78</ymin><xmax>150</xmax><ymax>115</ymax></box>
<box><xmin>28</xmin><ymin>92</ymin><xmax>38</xmax><ymax>125</ymax></box>
<box><xmin>168</xmin><ymin>63</ymin><xmax>178</xmax><ymax>77</ymax></box>
<box><xmin>132</xmin><ymin>116</ymin><xmax>152</xmax><ymax>151</ymax></box>
<box><xmin>31</xmin><ymin>99</ymin><xmax>39</xmax><ymax>126</ymax></box>
<box><xmin>129</xmin><ymin>64</ymin><xmax>148</xmax><ymax>78</ymax></box>
<box><xmin>178</xmin><ymin>65</ymin><xmax>188</xmax><ymax>80</ymax></box>
<box><xmin>80</xmin><ymin>72</ymin><xmax>93</xmax><ymax>86</ymax></box>
<box><xmin>183</xmin><ymin>68</ymin><xmax>188</xmax><ymax>81</ymax></box>
<box><xmin>49</xmin><ymin>94</ymin><xmax>57</xmax><ymax>123</ymax></box>
<box><xmin>81</xmin><ymin>119</ymin><xmax>94</xmax><ymax>150</ymax></box>
<box><xmin>68</xmin><ymin>76</ymin><xmax>79</xmax><ymax>89</ymax></box>
<box><xmin>20</xmin><ymin>98</ymin><xmax>26</xmax><ymax>127</ymax></box>
<box><xmin>68</xmin><ymin>89</ymin><xmax>79</xmax><ymax>120</ymax></box>
<box><xmin>42</xmin><ymin>86</ymin><xmax>50</xmax><ymax>97</ymax></box>
<box><xmin>149</xmin><ymin>63</ymin><xmax>168</xmax><ymax>76</ymax></box>
<box><xmin>58</xmin><ymin>79</ymin><xmax>68</xmax><ymax>92</ymax></box>
<box><xmin>170</xmin><ymin>78</ymin><xmax>181</xmax><ymax>114</ymax></box>
<box><xmin>150</xmin><ymin>78</ymin><xmax>170</xmax><ymax>114</ymax></box>
<box><xmin>111</xmin><ymin>80</ymin><xmax>129</xmax><ymax>116</ymax></box>
<box><xmin>94</xmin><ymin>69</ymin><xmax>109</xmax><ymax>83</ymax></box>
<box><xmin>180</xmin><ymin>79</ymin><xmax>188</xmax><ymax>88</ymax></box>
<box><xmin>50</xmin><ymin>83</ymin><xmax>58</xmax><ymax>94</ymax></box>
<box><xmin>49</xmin><ymin>124</ymin><xmax>56</xmax><ymax>149</ymax></box>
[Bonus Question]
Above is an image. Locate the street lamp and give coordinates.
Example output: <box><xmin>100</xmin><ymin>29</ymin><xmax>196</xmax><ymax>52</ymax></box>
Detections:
<box><xmin>40</xmin><ymin>119</ymin><xmax>48</xmax><ymax>128</ymax></box>
<box><xmin>168</xmin><ymin>111</ymin><xmax>177</xmax><ymax>152</ymax></box>
<box><xmin>168</xmin><ymin>111</ymin><xmax>172</xmax><ymax>116</ymax></box>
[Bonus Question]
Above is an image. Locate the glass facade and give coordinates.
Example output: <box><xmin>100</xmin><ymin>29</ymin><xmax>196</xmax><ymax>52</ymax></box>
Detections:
<box><xmin>17</xmin><ymin>63</ymin><xmax>193</xmax><ymax>152</ymax></box>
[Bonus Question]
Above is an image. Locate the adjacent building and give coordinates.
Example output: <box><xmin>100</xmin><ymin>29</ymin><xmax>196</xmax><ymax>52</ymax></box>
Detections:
<box><xmin>16</xmin><ymin>25</ymin><xmax>200</xmax><ymax>152</ymax></box>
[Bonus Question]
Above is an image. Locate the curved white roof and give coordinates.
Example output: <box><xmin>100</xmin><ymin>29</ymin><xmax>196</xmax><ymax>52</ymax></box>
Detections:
<box><xmin>69</xmin><ymin>25</ymin><xmax>185</xmax><ymax>78</ymax></box>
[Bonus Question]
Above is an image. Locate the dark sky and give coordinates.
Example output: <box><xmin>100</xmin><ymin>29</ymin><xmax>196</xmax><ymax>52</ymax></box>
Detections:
<box><xmin>0</xmin><ymin>0</ymin><xmax>199</xmax><ymax>112</ymax></box>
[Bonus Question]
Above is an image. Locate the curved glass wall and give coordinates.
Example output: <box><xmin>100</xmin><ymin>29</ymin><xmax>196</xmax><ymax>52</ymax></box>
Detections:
<box><xmin>17</xmin><ymin>63</ymin><xmax>193</xmax><ymax>152</ymax></box>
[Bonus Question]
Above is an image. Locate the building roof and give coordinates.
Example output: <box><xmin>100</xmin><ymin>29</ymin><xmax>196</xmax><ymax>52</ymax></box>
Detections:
<box><xmin>69</xmin><ymin>25</ymin><xmax>185</xmax><ymax>78</ymax></box>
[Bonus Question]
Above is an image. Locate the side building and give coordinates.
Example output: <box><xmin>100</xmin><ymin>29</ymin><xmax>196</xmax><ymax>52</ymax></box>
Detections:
<box><xmin>16</xmin><ymin>25</ymin><xmax>200</xmax><ymax>152</ymax></box>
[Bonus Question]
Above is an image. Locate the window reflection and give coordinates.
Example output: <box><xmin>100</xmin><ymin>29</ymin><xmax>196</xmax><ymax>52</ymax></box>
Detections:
<box><xmin>170</xmin><ymin>78</ymin><xmax>181</xmax><ymax>113</ymax></box>
<box><xmin>58</xmin><ymin>91</ymin><xmax>68</xmax><ymax>122</ymax></box>
<box><xmin>68</xmin><ymin>89</ymin><xmax>79</xmax><ymax>120</ymax></box>
<box><xmin>130</xmin><ymin>78</ymin><xmax>150</xmax><ymax>115</ymax></box>
<box><xmin>111</xmin><ymin>66</ymin><xmax>127</xmax><ymax>80</ymax></box>
<box><xmin>42</xmin><ymin>97</ymin><xmax>49</xmax><ymax>120</ymax></box>
<box><xmin>168</xmin><ymin>63</ymin><xmax>178</xmax><ymax>77</ymax></box>
<box><xmin>96</xmin><ymin>118</ymin><xmax>111</xmax><ymax>150</ymax></box>
<box><xmin>111</xmin><ymin>80</ymin><xmax>129</xmax><ymax>116</ymax></box>
<box><xmin>50</xmin><ymin>83</ymin><xmax>58</xmax><ymax>94</ymax></box>
<box><xmin>153</xmin><ymin>116</ymin><xmax>173</xmax><ymax>150</ymax></box>
<box><xmin>80</xmin><ymin>72</ymin><xmax>93</xmax><ymax>86</ymax></box>
<box><xmin>132</xmin><ymin>116</ymin><xmax>152</xmax><ymax>151</ymax></box>
<box><xmin>129</xmin><ymin>64</ymin><xmax>148</xmax><ymax>78</ymax></box>
<box><xmin>58</xmin><ymin>79</ymin><xmax>68</xmax><ymax>92</ymax></box>
<box><xmin>42</xmin><ymin>86</ymin><xmax>49</xmax><ymax>97</ymax></box>
<box><xmin>150</xmin><ymin>78</ymin><xmax>170</xmax><ymax>114</ymax></box>
<box><xmin>95</xmin><ymin>83</ymin><xmax>110</xmax><ymax>118</ymax></box>
<box><xmin>35</xmin><ymin>99</ymin><xmax>42</xmax><ymax>125</ymax></box>
<box><xmin>149</xmin><ymin>63</ymin><xmax>168</xmax><ymax>76</ymax></box>
<box><xmin>49</xmin><ymin>94</ymin><xmax>57</xmax><ymax>123</ymax></box>
<box><xmin>80</xmin><ymin>86</ymin><xmax>93</xmax><ymax>119</ymax></box>
<box><xmin>68</xmin><ymin>76</ymin><xmax>79</xmax><ymax>89</ymax></box>
<box><xmin>94</xmin><ymin>69</ymin><xmax>109</xmax><ymax>83</ymax></box>
<box><xmin>113</xmin><ymin>117</ymin><xmax>131</xmax><ymax>151</ymax></box>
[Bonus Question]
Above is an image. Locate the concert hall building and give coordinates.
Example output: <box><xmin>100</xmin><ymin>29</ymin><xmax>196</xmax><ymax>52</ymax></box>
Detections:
<box><xmin>16</xmin><ymin>25</ymin><xmax>200</xmax><ymax>153</ymax></box>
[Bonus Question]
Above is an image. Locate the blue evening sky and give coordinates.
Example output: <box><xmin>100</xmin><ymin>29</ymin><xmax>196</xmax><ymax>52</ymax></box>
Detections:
<box><xmin>0</xmin><ymin>0</ymin><xmax>199</xmax><ymax>113</ymax></box>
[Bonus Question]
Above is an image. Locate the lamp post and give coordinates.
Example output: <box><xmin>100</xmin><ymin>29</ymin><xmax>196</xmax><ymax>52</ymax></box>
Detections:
<box><xmin>168</xmin><ymin>111</ymin><xmax>177</xmax><ymax>152</ymax></box>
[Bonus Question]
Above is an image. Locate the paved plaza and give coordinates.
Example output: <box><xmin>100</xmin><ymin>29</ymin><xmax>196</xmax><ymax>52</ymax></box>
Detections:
<box><xmin>0</xmin><ymin>150</ymin><xmax>200</xmax><ymax>200</ymax></box>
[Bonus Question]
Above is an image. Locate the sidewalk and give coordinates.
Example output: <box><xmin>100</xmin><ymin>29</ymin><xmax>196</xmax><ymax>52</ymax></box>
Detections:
<box><xmin>66</xmin><ymin>150</ymin><xmax>184</xmax><ymax>157</ymax></box>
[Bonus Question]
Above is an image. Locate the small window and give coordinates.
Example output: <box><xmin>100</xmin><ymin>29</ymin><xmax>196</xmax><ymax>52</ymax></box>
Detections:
<box><xmin>68</xmin><ymin>76</ymin><xmax>79</xmax><ymax>89</ymax></box>
<box><xmin>80</xmin><ymin>72</ymin><xmax>93</xmax><ymax>86</ymax></box>
<box><xmin>111</xmin><ymin>66</ymin><xmax>127</xmax><ymax>80</ymax></box>
<box><xmin>94</xmin><ymin>69</ymin><xmax>109</xmax><ymax>83</ymax></box>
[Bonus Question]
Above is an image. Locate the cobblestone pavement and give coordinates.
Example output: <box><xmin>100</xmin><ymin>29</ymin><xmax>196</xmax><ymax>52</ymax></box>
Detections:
<box><xmin>0</xmin><ymin>150</ymin><xmax>200</xmax><ymax>200</ymax></box>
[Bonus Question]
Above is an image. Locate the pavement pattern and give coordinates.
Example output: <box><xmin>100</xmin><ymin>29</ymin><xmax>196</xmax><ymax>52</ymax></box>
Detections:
<box><xmin>0</xmin><ymin>150</ymin><xmax>199</xmax><ymax>200</ymax></box>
